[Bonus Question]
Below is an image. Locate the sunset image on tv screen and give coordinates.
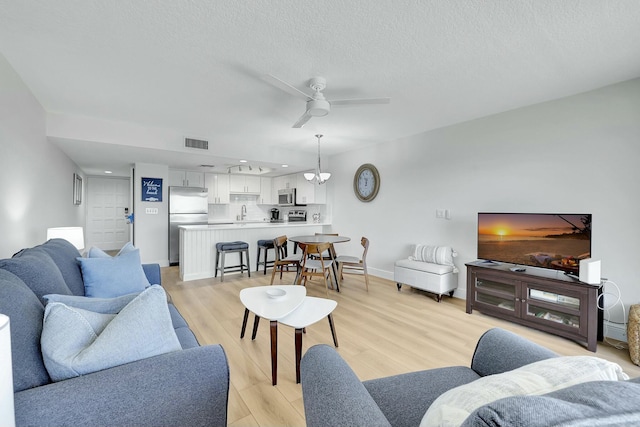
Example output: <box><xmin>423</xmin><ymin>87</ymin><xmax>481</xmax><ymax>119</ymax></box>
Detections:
<box><xmin>477</xmin><ymin>213</ymin><xmax>591</xmax><ymax>272</ymax></box>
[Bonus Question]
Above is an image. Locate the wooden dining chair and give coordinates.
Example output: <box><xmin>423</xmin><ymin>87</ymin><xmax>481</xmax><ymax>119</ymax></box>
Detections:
<box><xmin>336</xmin><ymin>236</ymin><xmax>370</xmax><ymax>291</ymax></box>
<box><xmin>296</xmin><ymin>242</ymin><xmax>334</xmax><ymax>295</ymax></box>
<box><xmin>312</xmin><ymin>233</ymin><xmax>339</xmax><ymax>260</ymax></box>
<box><xmin>270</xmin><ymin>235</ymin><xmax>303</xmax><ymax>285</ymax></box>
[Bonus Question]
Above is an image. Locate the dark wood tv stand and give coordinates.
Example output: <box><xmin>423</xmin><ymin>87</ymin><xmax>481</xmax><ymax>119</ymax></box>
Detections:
<box><xmin>466</xmin><ymin>262</ymin><xmax>603</xmax><ymax>351</ymax></box>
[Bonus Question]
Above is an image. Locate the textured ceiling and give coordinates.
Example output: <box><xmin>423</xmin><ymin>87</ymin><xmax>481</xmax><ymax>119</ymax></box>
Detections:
<box><xmin>1</xmin><ymin>1</ymin><xmax>639</xmax><ymax>175</ymax></box>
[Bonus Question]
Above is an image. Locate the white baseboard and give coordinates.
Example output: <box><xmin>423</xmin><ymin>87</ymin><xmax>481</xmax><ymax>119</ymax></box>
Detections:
<box><xmin>370</xmin><ymin>267</ymin><xmax>394</xmax><ymax>282</ymax></box>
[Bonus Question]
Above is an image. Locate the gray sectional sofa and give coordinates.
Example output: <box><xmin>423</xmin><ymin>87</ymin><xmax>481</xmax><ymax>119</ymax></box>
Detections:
<box><xmin>0</xmin><ymin>238</ymin><xmax>229</xmax><ymax>426</ymax></box>
<box><xmin>301</xmin><ymin>328</ymin><xmax>640</xmax><ymax>427</ymax></box>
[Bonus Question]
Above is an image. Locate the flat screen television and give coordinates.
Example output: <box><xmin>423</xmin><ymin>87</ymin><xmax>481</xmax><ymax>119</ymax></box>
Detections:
<box><xmin>477</xmin><ymin>213</ymin><xmax>592</xmax><ymax>274</ymax></box>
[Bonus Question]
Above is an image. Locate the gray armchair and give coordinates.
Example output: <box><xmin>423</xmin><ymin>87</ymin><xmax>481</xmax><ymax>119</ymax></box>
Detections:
<box><xmin>301</xmin><ymin>328</ymin><xmax>557</xmax><ymax>427</ymax></box>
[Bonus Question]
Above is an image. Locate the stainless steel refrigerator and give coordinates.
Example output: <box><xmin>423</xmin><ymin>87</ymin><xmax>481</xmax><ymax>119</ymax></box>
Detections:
<box><xmin>169</xmin><ymin>187</ymin><xmax>208</xmax><ymax>265</ymax></box>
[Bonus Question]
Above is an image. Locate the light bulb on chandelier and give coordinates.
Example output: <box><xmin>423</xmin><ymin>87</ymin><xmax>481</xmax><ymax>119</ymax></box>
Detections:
<box><xmin>305</xmin><ymin>134</ymin><xmax>331</xmax><ymax>184</ymax></box>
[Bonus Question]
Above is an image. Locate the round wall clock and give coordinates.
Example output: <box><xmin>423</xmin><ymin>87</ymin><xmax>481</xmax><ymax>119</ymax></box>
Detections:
<box><xmin>353</xmin><ymin>163</ymin><xmax>380</xmax><ymax>202</ymax></box>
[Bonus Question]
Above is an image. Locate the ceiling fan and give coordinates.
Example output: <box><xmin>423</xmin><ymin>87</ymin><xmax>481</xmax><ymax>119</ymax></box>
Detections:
<box><xmin>262</xmin><ymin>74</ymin><xmax>391</xmax><ymax>128</ymax></box>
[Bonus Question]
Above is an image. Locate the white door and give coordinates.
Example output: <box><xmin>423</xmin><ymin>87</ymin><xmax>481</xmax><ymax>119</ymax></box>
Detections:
<box><xmin>86</xmin><ymin>177</ymin><xmax>130</xmax><ymax>250</ymax></box>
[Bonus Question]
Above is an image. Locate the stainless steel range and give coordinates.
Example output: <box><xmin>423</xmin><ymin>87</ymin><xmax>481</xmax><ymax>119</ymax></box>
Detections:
<box><xmin>287</xmin><ymin>210</ymin><xmax>307</xmax><ymax>222</ymax></box>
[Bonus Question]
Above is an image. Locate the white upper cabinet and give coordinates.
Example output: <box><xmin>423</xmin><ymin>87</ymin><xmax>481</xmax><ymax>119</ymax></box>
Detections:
<box><xmin>295</xmin><ymin>173</ymin><xmax>326</xmax><ymax>204</ymax></box>
<box><xmin>229</xmin><ymin>175</ymin><xmax>261</xmax><ymax>194</ymax></box>
<box><xmin>271</xmin><ymin>173</ymin><xmax>326</xmax><ymax>204</ymax></box>
<box><xmin>272</xmin><ymin>176</ymin><xmax>284</xmax><ymax>193</ymax></box>
<box><xmin>205</xmin><ymin>173</ymin><xmax>230</xmax><ymax>204</ymax></box>
<box><xmin>273</xmin><ymin>174</ymin><xmax>295</xmax><ymax>191</ymax></box>
<box><xmin>245</xmin><ymin>176</ymin><xmax>261</xmax><ymax>193</ymax></box>
<box><xmin>168</xmin><ymin>170</ymin><xmax>186</xmax><ymax>187</ymax></box>
<box><xmin>169</xmin><ymin>170</ymin><xmax>205</xmax><ymax>187</ymax></box>
<box><xmin>295</xmin><ymin>174</ymin><xmax>314</xmax><ymax>204</ymax></box>
<box><xmin>259</xmin><ymin>177</ymin><xmax>273</xmax><ymax>204</ymax></box>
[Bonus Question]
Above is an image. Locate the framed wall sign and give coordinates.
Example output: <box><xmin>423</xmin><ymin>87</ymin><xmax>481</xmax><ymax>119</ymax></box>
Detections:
<box><xmin>73</xmin><ymin>173</ymin><xmax>83</xmax><ymax>205</ymax></box>
<box><xmin>142</xmin><ymin>177</ymin><xmax>163</xmax><ymax>202</ymax></box>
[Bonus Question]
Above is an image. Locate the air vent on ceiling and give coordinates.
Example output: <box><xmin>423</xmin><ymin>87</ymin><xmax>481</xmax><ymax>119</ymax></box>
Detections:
<box><xmin>185</xmin><ymin>138</ymin><xmax>209</xmax><ymax>150</ymax></box>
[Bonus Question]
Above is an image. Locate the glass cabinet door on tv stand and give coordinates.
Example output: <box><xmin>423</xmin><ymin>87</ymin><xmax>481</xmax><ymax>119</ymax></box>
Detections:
<box><xmin>466</xmin><ymin>262</ymin><xmax>602</xmax><ymax>352</ymax></box>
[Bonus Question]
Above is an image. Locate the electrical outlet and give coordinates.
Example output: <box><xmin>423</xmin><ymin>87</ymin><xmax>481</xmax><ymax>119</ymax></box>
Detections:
<box><xmin>436</xmin><ymin>209</ymin><xmax>444</xmax><ymax>218</ymax></box>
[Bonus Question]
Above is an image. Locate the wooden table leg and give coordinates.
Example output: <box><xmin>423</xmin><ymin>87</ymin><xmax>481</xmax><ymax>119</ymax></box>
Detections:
<box><xmin>251</xmin><ymin>315</ymin><xmax>260</xmax><ymax>340</ymax></box>
<box><xmin>270</xmin><ymin>320</ymin><xmax>278</xmax><ymax>386</ymax></box>
<box><xmin>240</xmin><ymin>308</ymin><xmax>249</xmax><ymax>338</ymax></box>
<box><xmin>294</xmin><ymin>264</ymin><xmax>302</xmax><ymax>285</ymax></box>
<box><xmin>329</xmin><ymin>249</ymin><xmax>340</xmax><ymax>292</ymax></box>
<box><xmin>295</xmin><ymin>328</ymin><xmax>303</xmax><ymax>384</ymax></box>
<box><xmin>328</xmin><ymin>313</ymin><xmax>339</xmax><ymax>347</ymax></box>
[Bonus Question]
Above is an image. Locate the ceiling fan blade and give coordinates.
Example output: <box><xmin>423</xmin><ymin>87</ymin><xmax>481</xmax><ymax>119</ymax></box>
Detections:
<box><xmin>330</xmin><ymin>97</ymin><xmax>391</xmax><ymax>106</ymax></box>
<box><xmin>292</xmin><ymin>112</ymin><xmax>313</xmax><ymax>128</ymax></box>
<box><xmin>261</xmin><ymin>74</ymin><xmax>312</xmax><ymax>101</ymax></box>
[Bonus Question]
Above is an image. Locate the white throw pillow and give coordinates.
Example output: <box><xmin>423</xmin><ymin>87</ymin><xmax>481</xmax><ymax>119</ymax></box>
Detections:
<box><xmin>410</xmin><ymin>245</ymin><xmax>456</xmax><ymax>266</ymax></box>
<box><xmin>420</xmin><ymin>356</ymin><xmax>629</xmax><ymax>427</ymax></box>
<box><xmin>41</xmin><ymin>285</ymin><xmax>182</xmax><ymax>382</ymax></box>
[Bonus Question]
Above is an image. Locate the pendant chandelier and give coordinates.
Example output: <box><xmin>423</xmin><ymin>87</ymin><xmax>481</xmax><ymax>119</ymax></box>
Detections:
<box><xmin>304</xmin><ymin>134</ymin><xmax>331</xmax><ymax>184</ymax></box>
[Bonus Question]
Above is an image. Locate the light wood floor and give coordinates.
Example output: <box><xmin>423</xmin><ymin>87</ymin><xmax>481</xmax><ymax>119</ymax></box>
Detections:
<box><xmin>162</xmin><ymin>266</ymin><xmax>640</xmax><ymax>427</ymax></box>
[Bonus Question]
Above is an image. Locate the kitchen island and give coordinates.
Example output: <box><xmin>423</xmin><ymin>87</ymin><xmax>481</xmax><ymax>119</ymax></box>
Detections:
<box><xmin>179</xmin><ymin>222</ymin><xmax>331</xmax><ymax>281</ymax></box>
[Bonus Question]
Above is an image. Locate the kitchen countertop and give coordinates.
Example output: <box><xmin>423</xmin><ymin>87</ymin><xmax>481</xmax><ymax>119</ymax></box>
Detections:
<box><xmin>180</xmin><ymin>222</ymin><xmax>331</xmax><ymax>230</ymax></box>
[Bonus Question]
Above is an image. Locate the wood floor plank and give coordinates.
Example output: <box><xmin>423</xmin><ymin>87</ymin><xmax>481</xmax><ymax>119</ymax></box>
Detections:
<box><xmin>227</xmin><ymin>384</ymin><xmax>251</xmax><ymax>425</ymax></box>
<box><xmin>228</xmin><ymin>414</ymin><xmax>258</xmax><ymax>427</ymax></box>
<box><xmin>162</xmin><ymin>266</ymin><xmax>640</xmax><ymax>426</ymax></box>
<box><xmin>240</xmin><ymin>381</ymin><xmax>306</xmax><ymax>426</ymax></box>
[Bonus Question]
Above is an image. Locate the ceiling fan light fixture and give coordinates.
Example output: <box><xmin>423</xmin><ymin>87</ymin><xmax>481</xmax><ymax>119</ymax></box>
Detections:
<box><xmin>307</xmin><ymin>99</ymin><xmax>330</xmax><ymax>117</ymax></box>
<box><xmin>263</xmin><ymin>74</ymin><xmax>390</xmax><ymax>127</ymax></box>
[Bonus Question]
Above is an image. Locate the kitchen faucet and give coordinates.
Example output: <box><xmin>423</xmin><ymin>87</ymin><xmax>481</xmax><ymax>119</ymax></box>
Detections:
<box><xmin>241</xmin><ymin>204</ymin><xmax>247</xmax><ymax>221</ymax></box>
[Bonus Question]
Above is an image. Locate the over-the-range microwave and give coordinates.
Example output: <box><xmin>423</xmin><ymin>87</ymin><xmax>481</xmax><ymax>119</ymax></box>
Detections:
<box><xmin>278</xmin><ymin>188</ymin><xmax>305</xmax><ymax>206</ymax></box>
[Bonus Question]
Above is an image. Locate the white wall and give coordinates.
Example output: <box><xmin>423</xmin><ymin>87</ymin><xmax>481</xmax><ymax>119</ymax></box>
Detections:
<box><xmin>133</xmin><ymin>163</ymin><xmax>169</xmax><ymax>265</ymax></box>
<box><xmin>0</xmin><ymin>54</ymin><xmax>84</xmax><ymax>258</ymax></box>
<box><xmin>330</xmin><ymin>78</ymin><xmax>640</xmax><ymax>338</ymax></box>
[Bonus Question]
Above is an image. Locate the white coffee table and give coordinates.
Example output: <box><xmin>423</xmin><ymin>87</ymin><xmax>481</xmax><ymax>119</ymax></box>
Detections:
<box><xmin>278</xmin><ymin>296</ymin><xmax>338</xmax><ymax>383</ymax></box>
<box><xmin>239</xmin><ymin>285</ymin><xmax>306</xmax><ymax>385</ymax></box>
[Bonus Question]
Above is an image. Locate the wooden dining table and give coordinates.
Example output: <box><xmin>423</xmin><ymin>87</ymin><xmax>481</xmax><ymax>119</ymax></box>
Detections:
<box><xmin>288</xmin><ymin>234</ymin><xmax>350</xmax><ymax>290</ymax></box>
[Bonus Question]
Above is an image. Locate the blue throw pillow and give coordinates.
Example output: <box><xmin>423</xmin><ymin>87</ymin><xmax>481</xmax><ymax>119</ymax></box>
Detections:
<box><xmin>41</xmin><ymin>285</ymin><xmax>182</xmax><ymax>382</ymax></box>
<box><xmin>86</xmin><ymin>246</ymin><xmax>110</xmax><ymax>258</ymax></box>
<box><xmin>87</xmin><ymin>241</ymin><xmax>136</xmax><ymax>258</ymax></box>
<box><xmin>0</xmin><ymin>270</ymin><xmax>51</xmax><ymax>391</ymax></box>
<box><xmin>77</xmin><ymin>249</ymin><xmax>151</xmax><ymax>298</ymax></box>
<box><xmin>0</xmin><ymin>250</ymin><xmax>72</xmax><ymax>304</ymax></box>
<box><xmin>43</xmin><ymin>292</ymin><xmax>140</xmax><ymax>314</ymax></box>
<box><xmin>38</xmin><ymin>239</ymin><xmax>85</xmax><ymax>296</ymax></box>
